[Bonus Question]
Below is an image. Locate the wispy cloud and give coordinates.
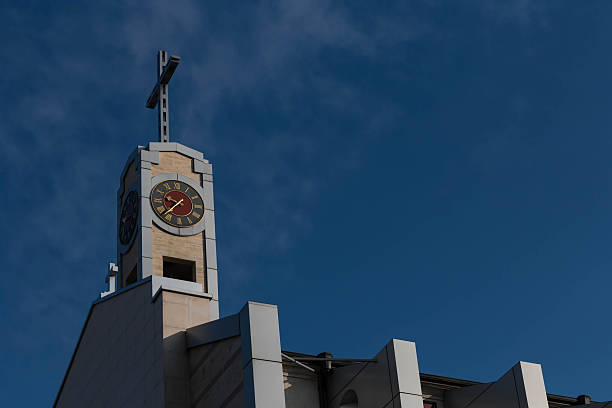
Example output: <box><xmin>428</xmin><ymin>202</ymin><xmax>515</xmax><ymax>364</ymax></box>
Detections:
<box><xmin>0</xmin><ymin>0</ymin><xmax>572</xmax><ymax>404</ymax></box>
<box><xmin>0</xmin><ymin>0</ymin><xmax>555</xmax><ymax>290</ymax></box>
<box><xmin>0</xmin><ymin>1</ymin><xmax>431</xmax><ymax>361</ymax></box>
<box><xmin>478</xmin><ymin>0</ymin><xmax>550</xmax><ymax>27</ymax></box>
<box><xmin>0</xmin><ymin>3</ymin><xmax>558</xmax><ymax>402</ymax></box>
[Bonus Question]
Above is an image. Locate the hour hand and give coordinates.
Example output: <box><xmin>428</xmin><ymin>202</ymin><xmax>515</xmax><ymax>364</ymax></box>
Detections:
<box><xmin>165</xmin><ymin>196</ymin><xmax>184</xmax><ymax>206</ymax></box>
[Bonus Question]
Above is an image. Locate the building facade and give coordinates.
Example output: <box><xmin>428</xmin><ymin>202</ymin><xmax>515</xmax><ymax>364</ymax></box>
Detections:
<box><xmin>54</xmin><ymin>140</ymin><xmax>610</xmax><ymax>408</ymax></box>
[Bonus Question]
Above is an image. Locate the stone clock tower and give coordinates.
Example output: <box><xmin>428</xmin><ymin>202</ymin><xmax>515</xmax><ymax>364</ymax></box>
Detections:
<box><xmin>116</xmin><ymin>141</ymin><xmax>218</xmax><ymax>319</ymax></box>
<box><xmin>112</xmin><ymin>51</ymin><xmax>219</xmax><ymax>319</ymax></box>
<box><xmin>56</xmin><ymin>51</ymin><xmax>287</xmax><ymax>408</ymax></box>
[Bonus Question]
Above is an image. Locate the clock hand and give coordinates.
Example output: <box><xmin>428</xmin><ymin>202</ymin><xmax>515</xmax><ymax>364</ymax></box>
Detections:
<box><xmin>165</xmin><ymin>196</ymin><xmax>185</xmax><ymax>206</ymax></box>
<box><xmin>164</xmin><ymin>198</ymin><xmax>184</xmax><ymax>214</ymax></box>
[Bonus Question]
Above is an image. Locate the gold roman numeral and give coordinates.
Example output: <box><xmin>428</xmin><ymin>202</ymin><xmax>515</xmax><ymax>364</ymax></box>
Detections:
<box><xmin>153</xmin><ymin>198</ymin><xmax>162</xmax><ymax>203</ymax></box>
<box><xmin>176</xmin><ymin>218</ymin><xmax>182</xmax><ymax>225</ymax></box>
<box><xmin>156</xmin><ymin>189</ymin><xmax>163</xmax><ymax>194</ymax></box>
<box><xmin>163</xmin><ymin>183</ymin><xmax>170</xmax><ymax>190</ymax></box>
<box><xmin>165</xmin><ymin>213</ymin><xmax>173</xmax><ymax>221</ymax></box>
<box><xmin>191</xmin><ymin>195</ymin><xmax>198</xmax><ymax>199</ymax></box>
<box><xmin>194</xmin><ymin>204</ymin><xmax>202</xmax><ymax>209</ymax></box>
<box><xmin>174</xmin><ymin>182</ymin><xmax>180</xmax><ymax>189</ymax></box>
<box><xmin>192</xmin><ymin>212</ymin><xmax>201</xmax><ymax>219</ymax></box>
<box><xmin>184</xmin><ymin>187</ymin><xmax>190</xmax><ymax>193</ymax></box>
<box><xmin>156</xmin><ymin>206</ymin><xmax>165</xmax><ymax>213</ymax></box>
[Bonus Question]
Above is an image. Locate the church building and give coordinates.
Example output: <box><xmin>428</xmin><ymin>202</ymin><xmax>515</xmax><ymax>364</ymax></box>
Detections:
<box><xmin>53</xmin><ymin>51</ymin><xmax>610</xmax><ymax>408</ymax></box>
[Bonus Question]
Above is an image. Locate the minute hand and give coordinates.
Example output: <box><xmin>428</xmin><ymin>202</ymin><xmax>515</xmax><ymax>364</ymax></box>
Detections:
<box><xmin>164</xmin><ymin>198</ymin><xmax>184</xmax><ymax>214</ymax></box>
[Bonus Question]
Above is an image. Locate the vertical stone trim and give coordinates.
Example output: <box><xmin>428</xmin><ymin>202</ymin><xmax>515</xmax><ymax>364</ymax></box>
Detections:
<box><xmin>386</xmin><ymin>339</ymin><xmax>423</xmax><ymax>408</ymax></box>
<box><xmin>139</xmin><ymin>150</ymin><xmax>156</xmax><ymax>280</ymax></box>
<box><xmin>239</xmin><ymin>302</ymin><xmax>286</xmax><ymax>408</ymax></box>
<box><xmin>209</xmin><ymin>299</ymin><xmax>219</xmax><ymax>321</ymax></box>
<box><xmin>201</xmin><ymin>175</ymin><xmax>218</xmax><ymax>315</ymax></box>
<box><xmin>513</xmin><ymin>362</ymin><xmax>549</xmax><ymax>408</ymax></box>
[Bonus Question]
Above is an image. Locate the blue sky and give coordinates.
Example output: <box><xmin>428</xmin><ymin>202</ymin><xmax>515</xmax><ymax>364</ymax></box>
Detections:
<box><xmin>2</xmin><ymin>1</ymin><xmax>612</xmax><ymax>405</ymax></box>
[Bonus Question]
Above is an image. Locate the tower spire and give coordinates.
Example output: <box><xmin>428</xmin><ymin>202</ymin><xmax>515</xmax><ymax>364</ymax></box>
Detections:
<box><xmin>145</xmin><ymin>50</ymin><xmax>180</xmax><ymax>142</ymax></box>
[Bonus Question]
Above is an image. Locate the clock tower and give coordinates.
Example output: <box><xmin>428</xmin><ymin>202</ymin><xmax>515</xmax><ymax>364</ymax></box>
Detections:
<box><xmin>56</xmin><ymin>50</ymin><xmax>290</xmax><ymax>408</ymax></box>
<box><xmin>115</xmin><ymin>50</ymin><xmax>218</xmax><ymax>319</ymax></box>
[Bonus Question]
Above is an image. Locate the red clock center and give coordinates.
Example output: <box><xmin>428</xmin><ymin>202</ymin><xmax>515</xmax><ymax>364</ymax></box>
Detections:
<box><xmin>163</xmin><ymin>190</ymin><xmax>193</xmax><ymax>216</ymax></box>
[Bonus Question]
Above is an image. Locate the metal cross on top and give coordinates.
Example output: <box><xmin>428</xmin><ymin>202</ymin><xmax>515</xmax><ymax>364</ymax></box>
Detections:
<box><xmin>146</xmin><ymin>50</ymin><xmax>180</xmax><ymax>143</ymax></box>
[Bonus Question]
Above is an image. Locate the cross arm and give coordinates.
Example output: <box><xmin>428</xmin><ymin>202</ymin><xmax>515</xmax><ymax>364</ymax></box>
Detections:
<box><xmin>145</xmin><ymin>55</ymin><xmax>181</xmax><ymax>109</ymax></box>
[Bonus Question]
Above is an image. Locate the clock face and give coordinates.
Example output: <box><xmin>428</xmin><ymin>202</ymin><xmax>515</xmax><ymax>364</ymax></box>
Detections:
<box><xmin>119</xmin><ymin>190</ymin><xmax>139</xmax><ymax>245</ymax></box>
<box><xmin>150</xmin><ymin>180</ymin><xmax>204</xmax><ymax>228</ymax></box>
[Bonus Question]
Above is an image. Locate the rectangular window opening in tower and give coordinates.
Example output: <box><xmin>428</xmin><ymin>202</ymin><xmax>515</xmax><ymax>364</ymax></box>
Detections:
<box><xmin>163</xmin><ymin>257</ymin><xmax>195</xmax><ymax>282</ymax></box>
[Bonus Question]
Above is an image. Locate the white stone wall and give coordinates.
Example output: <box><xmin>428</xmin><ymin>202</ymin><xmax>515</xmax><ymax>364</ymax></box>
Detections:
<box><xmin>188</xmin><ymin>336</ymin><xmax>244</xmax><ymax>408</ymax></box>
<box><xmin>325</xmin><ymin>339</ymin><xmax>423</xmax><ymax>408</ymax></box>
<box><xmin>283</xmin><ymin>363</ymin><xmax>320</xmax><ymax>408</ymax></box>
<box><xmin>55</xmin><ymin>283</ymin><xmax>164</xmax><ymax>408</ymax></box>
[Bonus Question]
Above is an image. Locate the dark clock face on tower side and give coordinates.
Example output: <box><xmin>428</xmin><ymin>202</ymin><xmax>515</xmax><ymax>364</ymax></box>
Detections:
<box><xmin>119</xmin><ymin>190</ymin><xmax>139</xmax><ymax>245</ymax></box>
<box><xmin>150</xmin><ymin>180</ymin><xmax>205</xmax><ymax>228</ymax></box>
